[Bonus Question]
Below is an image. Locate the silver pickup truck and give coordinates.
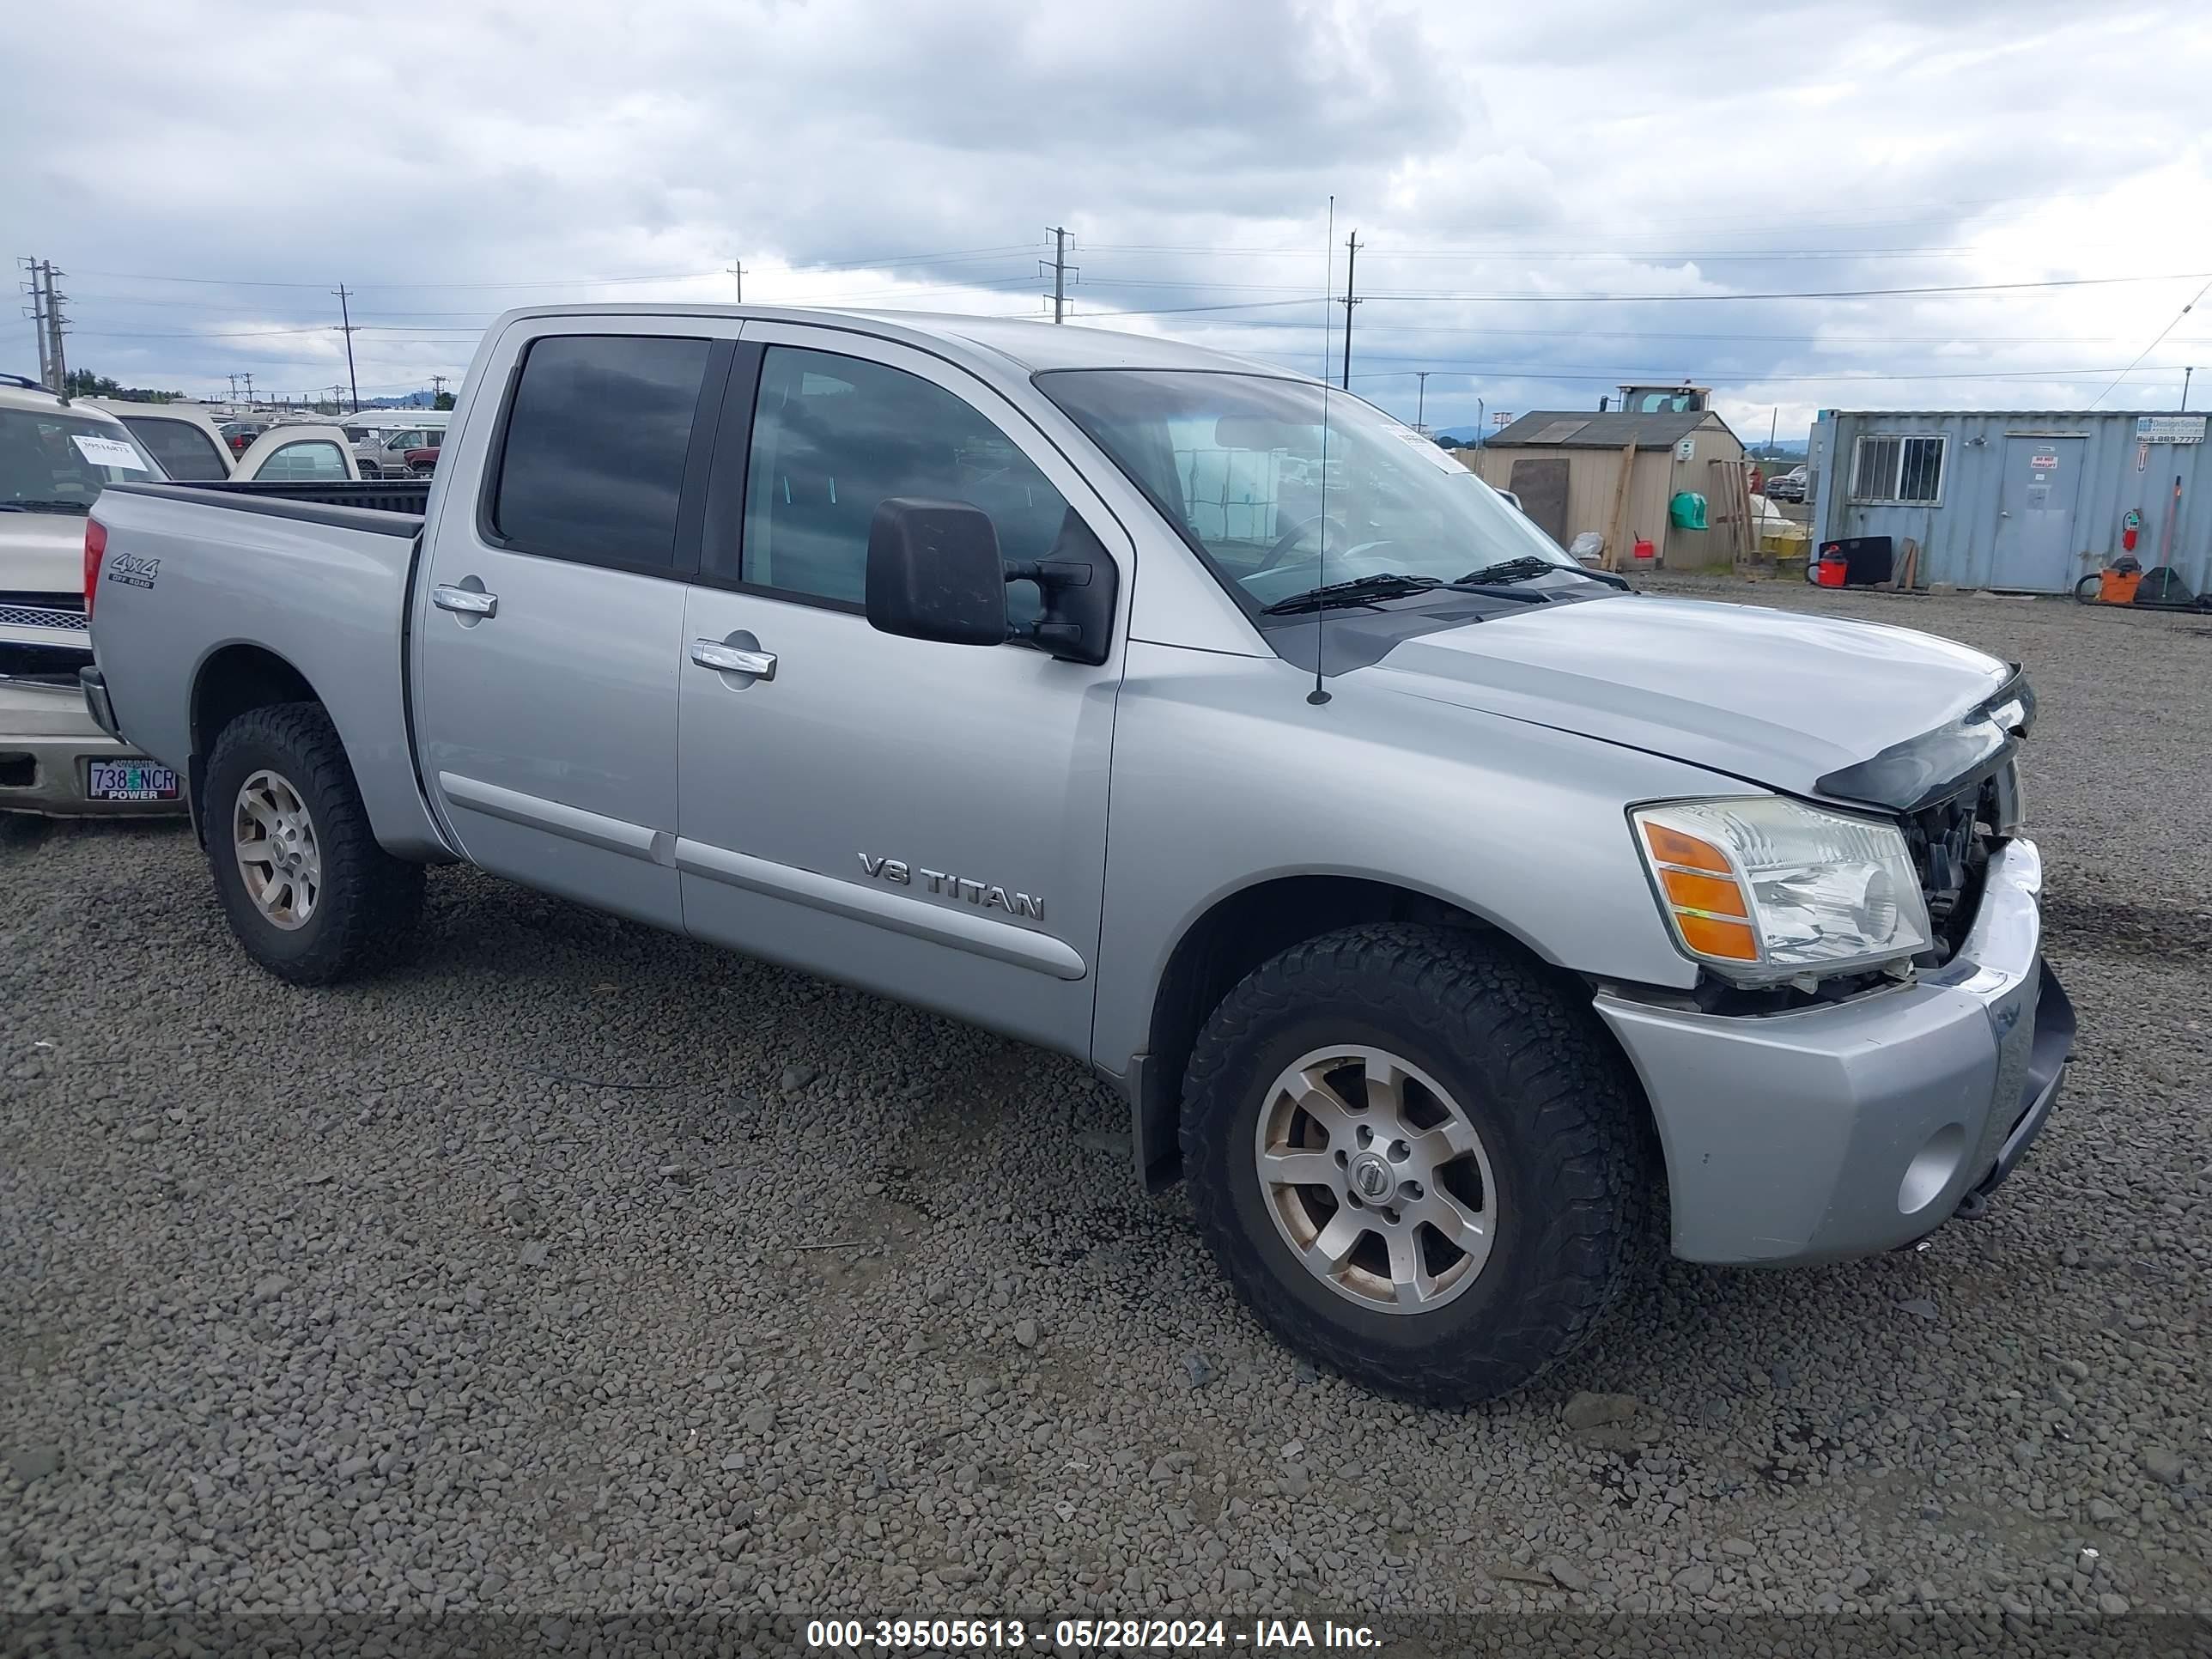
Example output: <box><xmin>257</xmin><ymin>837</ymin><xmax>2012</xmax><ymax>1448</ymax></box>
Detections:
<box><xmin>82</xmin><ymin>305</ymin><xmax>2072</xmax><ymax>1403</ymax></box>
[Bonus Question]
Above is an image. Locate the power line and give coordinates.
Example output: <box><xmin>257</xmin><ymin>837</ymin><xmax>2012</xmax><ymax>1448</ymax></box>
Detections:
<box><xmin>2088</xmin><ymin>275</ymin><xmax>2212</xmax><ymax>409</ymax></box>
<box><xmin>1089</xmin><ymin>243</ymin><xmax>1998</xmax><ymax>263</ymax></box>
<box><xmin>1342</xmin><ymin>362</ymin><xmax>2195</xmax><ymax>386</ymax></box>
<box><xmin>1082</xmin><ymin>270</ymin><xmax>2212</xmax><ymax>302</ymax></box>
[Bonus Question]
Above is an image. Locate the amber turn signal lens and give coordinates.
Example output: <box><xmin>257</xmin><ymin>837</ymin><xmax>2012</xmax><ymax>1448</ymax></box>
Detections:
<box><xmin>1659</xmin><ymin>867</ymin><xmax>1748</xmax><ymax>917</ymax></box>
<box><xmin>1674</xmin><ymin>912</ymin><xmax>1760</xmax><ymax>961</ymax></box>
<box><xmin>1642</xmin><ymin>822</ymin><xmax>1732</xmax><ymax>873</ymax></box>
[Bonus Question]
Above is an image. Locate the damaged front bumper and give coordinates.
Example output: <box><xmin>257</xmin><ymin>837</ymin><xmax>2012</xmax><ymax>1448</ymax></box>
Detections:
<box><xmin>1595</xmin><ymin>837</ymin><xmax>2071</xmax><ymax>1266</ymax></box>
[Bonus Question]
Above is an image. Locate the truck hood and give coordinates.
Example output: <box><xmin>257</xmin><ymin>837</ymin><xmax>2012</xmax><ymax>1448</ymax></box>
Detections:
<box><xmin>1370</xmin><ymin>594</ymin><xmax>2013</xmax><ymax>802</ymax></box>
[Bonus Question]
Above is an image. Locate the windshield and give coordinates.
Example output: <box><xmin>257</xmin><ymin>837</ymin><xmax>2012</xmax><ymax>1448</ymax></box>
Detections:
<box><xmin>0</xmin><ymin>406</ymin><xmax>164</xmax><ymax>510</ymax></box>
<box><xmin>1038</xmin><ymin>368</ymin><xmax>1574</xmax><ymax>610</ymax></box>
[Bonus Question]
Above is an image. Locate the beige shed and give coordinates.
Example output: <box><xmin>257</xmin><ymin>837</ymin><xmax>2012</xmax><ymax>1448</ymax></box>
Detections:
<box><xmin>1462</xmin><ymin>409</ymin><xmax>1748</xmax><ymax>569</ymax></box>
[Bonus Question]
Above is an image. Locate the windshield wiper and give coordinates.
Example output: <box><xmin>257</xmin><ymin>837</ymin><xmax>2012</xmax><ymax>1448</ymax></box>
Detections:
<box><xmin>0</xmin><ymin>500</ymin><xmax>93</xmax><ymax>514</ymax></box>
<box><xmin>1454</xmin><ymin>555</ymin><xmax>1572</xmax><ymax>586</ymax></box>
<box><xmin>1451</xmin><ymin>553</ymin><xmax>1634</xmax><ymax>599</ymax></box>
<box><xmin>1261</xmin><ymin>573</ymin><xmax>1441</xmax><ymax>615</ymax></box>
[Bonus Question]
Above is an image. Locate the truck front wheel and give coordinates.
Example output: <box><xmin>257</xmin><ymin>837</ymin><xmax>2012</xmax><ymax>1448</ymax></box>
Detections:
<box><xmin>204</xmin><ymin>702</ymin><xmax>423</xmax><ymax>985</ymax></box>
<box><xmin>1181</xmin><ymin>925</ymin><xmax>1650</xmax><ymax>1406</ymax></box>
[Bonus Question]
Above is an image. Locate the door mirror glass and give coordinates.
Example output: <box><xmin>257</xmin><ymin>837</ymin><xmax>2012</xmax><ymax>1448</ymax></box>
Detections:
<box><xmin>865</xmin><ymin>497</ymin><xmax>1009</xmax><ymax>647</ymax></box>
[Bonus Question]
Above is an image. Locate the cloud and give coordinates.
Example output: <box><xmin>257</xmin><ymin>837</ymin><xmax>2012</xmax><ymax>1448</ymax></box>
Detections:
<box><xmin>3</xmin><ymin>0</ymin><xmax>2205</xmax><ymax>432</ymax></box>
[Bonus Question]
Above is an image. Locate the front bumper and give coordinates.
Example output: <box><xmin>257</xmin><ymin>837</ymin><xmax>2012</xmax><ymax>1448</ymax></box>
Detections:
<box><xmin>0</xmin><ymin>671</ymin><xmax>184</xmax><ymax>817</ymax></box>
<box><xmin>1595</xmin><ymin>838</ymin><xmax>2071</xmax><ymax>1265</ymax></box>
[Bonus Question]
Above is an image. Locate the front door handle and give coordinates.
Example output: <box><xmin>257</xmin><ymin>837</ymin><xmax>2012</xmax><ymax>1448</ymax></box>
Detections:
<box><xmin>690</xmin><ymin>638</ymin><xmax>776</xmax><ymax>679</ymax></box>
<box><xmin>433</xmin><ymin>583</ymin><xmax>498</xmax><ymax>617</ymax></box>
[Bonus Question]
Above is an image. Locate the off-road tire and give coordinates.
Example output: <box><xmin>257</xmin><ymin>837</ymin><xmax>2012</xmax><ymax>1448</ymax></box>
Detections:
<box><xmin>204</xmin><ymin>702</ymin><xmax>423</xmax><ymax>985</ymax></box>
<box><xmin>1182</xmin><ymin>924</ymin><xmax>1654</xmax><ymax>1406</ymax></box>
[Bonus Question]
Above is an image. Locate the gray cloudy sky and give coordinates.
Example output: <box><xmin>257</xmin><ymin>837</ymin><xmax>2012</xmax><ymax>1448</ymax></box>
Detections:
<box><xmin>7</xmin><ymin>0</ymin><xmax>2209</xmax><ymax>438</ymax></box>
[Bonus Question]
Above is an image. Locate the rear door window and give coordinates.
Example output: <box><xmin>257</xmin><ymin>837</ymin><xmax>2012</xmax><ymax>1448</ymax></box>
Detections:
<box><xmin>122</xmin><ymin>416</ymin><xmax>228</xmax><ymax>481</ymax></box>
<box><xmin>490</xmin><ymin>334</ymin><xmax>712</xmax><ymax>574</ymax></box>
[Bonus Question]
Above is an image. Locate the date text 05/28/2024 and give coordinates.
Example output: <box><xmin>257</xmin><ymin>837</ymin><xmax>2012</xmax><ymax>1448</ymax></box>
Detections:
<box><xmin>804</xmin><ymin>1618</ymin><xmax>1382</xmax><ymax>1651</ymax></box>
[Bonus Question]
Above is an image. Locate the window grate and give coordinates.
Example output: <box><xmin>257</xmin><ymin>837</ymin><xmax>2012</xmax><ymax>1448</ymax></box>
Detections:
<box><xmin>1850</xmin><ymin>434</ymin><xmax>1945</xmax><ymax>505</ymax></box>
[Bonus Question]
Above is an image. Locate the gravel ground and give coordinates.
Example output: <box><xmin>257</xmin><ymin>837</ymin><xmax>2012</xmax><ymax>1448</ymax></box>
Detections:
<box><xmin>3</xmin><ymin>582</ymin><xmax>2208</xmax><ymax>1651</ymax></box>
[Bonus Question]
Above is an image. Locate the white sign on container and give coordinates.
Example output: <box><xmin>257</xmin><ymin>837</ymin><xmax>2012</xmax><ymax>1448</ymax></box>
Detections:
<box><xmin>2135</xmin><ymin>415</ymin><xmax>2206</xmax><ymax>443</ymax></box>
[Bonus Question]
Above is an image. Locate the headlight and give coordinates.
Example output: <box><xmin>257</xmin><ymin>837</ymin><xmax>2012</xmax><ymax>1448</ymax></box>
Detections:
<box><xmin>1632</xmin><ymin>797</ymin><xmax>1931</xmax><ymax>985</ymax></box>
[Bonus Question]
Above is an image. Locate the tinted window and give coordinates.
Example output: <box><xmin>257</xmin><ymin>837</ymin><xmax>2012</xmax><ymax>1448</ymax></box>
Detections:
<box><xmin>122</xmin><ymin>416</ymin><xmax>228</xmax><ymax>482</ymax></box>
<box><xmin>258</xmin><ymin>440</ymin><xmax>349</xmax><ymax>482</ymax></box>
<box><xmin>741</xmin><ymin>346</ymin><xmax>1071</xmax><ymax>608</ymax></box>
<box><xmin>494</xmin><ymin>334</ymin><xmax>709</xmax><ymax>572</ymax></box>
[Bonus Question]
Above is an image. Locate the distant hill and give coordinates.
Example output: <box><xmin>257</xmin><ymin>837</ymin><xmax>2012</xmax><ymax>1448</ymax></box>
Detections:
<box><xmin>1431</xmin><ymin>425</ymin><xmax>1485</xmax><ymax>443</ymax></box>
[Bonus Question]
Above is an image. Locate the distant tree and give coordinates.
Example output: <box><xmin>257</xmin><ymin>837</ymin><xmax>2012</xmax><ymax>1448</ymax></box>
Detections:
<box><xmin>434</xmin><ymin>390</ymin><xmax>456</xmax><ymax>410</ymax></box>
<box><xmin>63</xmin><ymin>369</ymin><xmax>181</xmax><ymax>403</ymax></box>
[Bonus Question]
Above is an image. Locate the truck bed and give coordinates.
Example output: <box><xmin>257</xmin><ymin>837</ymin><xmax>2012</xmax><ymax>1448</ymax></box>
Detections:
<box><xmin>87</xmin><ymin>478</ymin><xmax>448</xmax><ymax>859</ymax></box>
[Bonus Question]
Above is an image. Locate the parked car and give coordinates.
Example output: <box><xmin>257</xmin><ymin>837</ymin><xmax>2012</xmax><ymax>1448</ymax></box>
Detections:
<box><xmin>230</xmin><ymin>423</ymin><xmax>362</xmax><ymax>483</ymax></box>
<box><xmin>344</xmin><ymin>419</ymin><xmax>448</xmax><ymax>478</ymax></box>
<box><xmin>1765</xmin><ymin>465</ymin><xmax>1808</xmax><ymax>502</ymax></box>
<box><xmin>219</xmin><ymin>421</ymin><xmax>267</xmax><ymax>456</ymax></box>
<box><xmin>85</xmin><ymin>400</ymin><xmax>234</xmax><ymax>483</ymax></box>
<box><xmin>403</xmin><ymin>442</ymin><xmax>440</xmax><ymax>476</ymax></box>
<box><xmin>83</xmin><ymin>307</ymin><xmax>2070</xmax><ymax>1402</ymax></box>
<box><xmin>0</xmin><ymin>374</ymin><xmax>185</xmax><ymax>814</ymax></box>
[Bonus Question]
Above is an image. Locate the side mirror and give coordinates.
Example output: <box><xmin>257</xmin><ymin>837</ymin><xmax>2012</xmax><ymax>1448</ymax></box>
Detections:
<box><xmin>866</xmin><ymin>498</ymin><xmax>1009</xmax><ymax>647</ymax></box>
<box><xmin>866</xmin><ymin>495</ymin><xmax>1120</xmax><ymax>666</ymax></box>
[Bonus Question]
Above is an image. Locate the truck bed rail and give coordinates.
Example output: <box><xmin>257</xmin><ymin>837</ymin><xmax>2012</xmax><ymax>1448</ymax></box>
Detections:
<box><xmin>98</xmin><ymin>481</ymin><xmax>425</xmax><ymax>537</ymax></box>
<box><xmin>198</xmin><ymin>478</ymin><xmax>431</xmax><ymax>515</ymax></box>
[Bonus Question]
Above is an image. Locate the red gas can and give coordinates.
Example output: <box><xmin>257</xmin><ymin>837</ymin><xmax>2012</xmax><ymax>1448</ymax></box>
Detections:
<box><xmin>1632</xmin><ymin>537</ymin><xmax>1656</xmax><ymax>562</ymax></box>
<box><xmin>1814</xmin><ymin>556</ymin><xmax>1849</xmax><ymax>588</ymax></box>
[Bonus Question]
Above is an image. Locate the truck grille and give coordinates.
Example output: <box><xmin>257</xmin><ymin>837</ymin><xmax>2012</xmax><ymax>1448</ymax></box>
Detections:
<box><xmin>1901</xmin><ymin>769</ymin><xmax>2006</xmax><ymax>960</ymax></box>
<box><xmin>0</xmin><ymin>602</ymin><xmax>87</xmax><ymax>634</ymax></box>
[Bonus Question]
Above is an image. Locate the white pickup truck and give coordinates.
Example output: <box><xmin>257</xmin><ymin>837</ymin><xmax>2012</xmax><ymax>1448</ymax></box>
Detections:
<box><xmin>81</xmin><ymin>306</ymin><xmax>2071</xmax><ymax>1402</ymax></box>
<box><xmin>0</xmin><ymin>375</ymin><xmax>188</xmax><ymax>813</ymax></box>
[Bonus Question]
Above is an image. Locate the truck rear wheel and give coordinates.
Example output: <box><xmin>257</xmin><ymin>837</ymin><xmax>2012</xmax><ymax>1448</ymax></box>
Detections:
<box><xmin>1181</xmin><ymin>924</ymin><xmax>1650</xmax><ymax>1406</ymax></box>
<box><xmin>204</xmin><ymin>702</ymin><xmax>422</xmax><ymax>985</ymax></box>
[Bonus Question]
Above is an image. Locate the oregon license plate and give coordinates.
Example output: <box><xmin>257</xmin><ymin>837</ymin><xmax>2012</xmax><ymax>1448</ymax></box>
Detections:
<box><xmin>85</xmin><ymin>759</ymin><xmax>180</xmax><ymax>802</ymax></box>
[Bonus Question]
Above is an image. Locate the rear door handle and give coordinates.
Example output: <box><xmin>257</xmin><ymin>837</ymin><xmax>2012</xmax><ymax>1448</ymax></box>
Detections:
<box><xmin>433</xmin><ymin>584</ymin><xmax>498</xmax><ymax>617</ymax></box>
<box><xmin>690</xmin><ymin>639</ymin><xmax>776</xmax><ymax>679</ymax></box>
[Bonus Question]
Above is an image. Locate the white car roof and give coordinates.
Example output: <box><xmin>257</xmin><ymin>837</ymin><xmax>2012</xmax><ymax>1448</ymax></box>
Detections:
<box><xmin>0</xmin><ymin>380</ymin><xmax>137</xmax><ymax>424</ymax></box>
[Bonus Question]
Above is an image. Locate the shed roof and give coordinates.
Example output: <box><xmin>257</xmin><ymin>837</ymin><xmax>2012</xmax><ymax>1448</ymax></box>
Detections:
<box><xmin>1486</xmin><ymin>410</ymin><xmax>1716</xmax><ymax>448</ymax></box>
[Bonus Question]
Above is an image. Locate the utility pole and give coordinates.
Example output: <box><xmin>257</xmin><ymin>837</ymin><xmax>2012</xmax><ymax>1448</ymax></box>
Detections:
<box><xmin>37</xmin><ymin>260</ymin><xmax>69</xmax><ymax>395</ymax></box>
<box><xmin>2185</xmin><ymin>367</ymin><xmax>2195</xmax><ymax>411</ymax></box>
<box><xmin>20</xmin><ymin>258</ymin><xmax>52</xmax><ymax>391</ymax></box>
<box><xmin>429</xmin><ymin>374</ymin><xmax>448</xmax><ymax>404</ymax></box>
<box><xmin>1339</xmin><ymin>231</ymin><xmax>1361</xmax><ymax>391</ymax></box>
<box><xmin>332</xmin><ymin>284</ymin><xmax>361</xmax><ymax>414</ymax></box>
<box><xmin>727</xmin><ymin>260</ymin><xmax>744</xmax><ymax>302</ymax></box>
<box><xmin>1768</xmin><ymin>405</ymin><xmax>1778</xmax><ymax>454</ymax></box>
<box><xmin>241</xmin><ymin>372</ymin><xmax>254</xmax><ymax>407</ymax></box>
<box><xmin>227</xmin><ymin>373</ymin><xmax>240</xmax><ymax>405</ymax></box>
<box><xmin>1042</xmin><ymin>228</ymin><xmax>1077</xmax><ymax>323</ymax></box>
<box><xmin>1414</xmin><ymin>370</ymin><xmax>1431</xmax><ymax>434</ymax></box>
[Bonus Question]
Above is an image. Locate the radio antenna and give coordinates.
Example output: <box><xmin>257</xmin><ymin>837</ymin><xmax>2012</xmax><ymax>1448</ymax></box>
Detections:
<box><xmin>1309</xmin><ymin>196</ymin><xmax>1335</xmax><ymax>707</ymax></box>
